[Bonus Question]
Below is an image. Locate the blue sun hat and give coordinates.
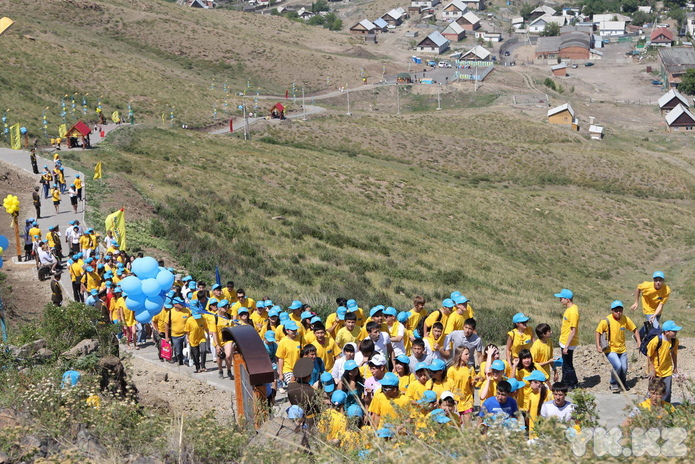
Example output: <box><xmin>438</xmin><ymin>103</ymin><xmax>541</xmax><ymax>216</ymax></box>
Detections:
<box><xmin>310</xmin><ymin>316</ymin><xmax>322</xmax><ymax>324</ymax></box>
<box><xmin>289</xmin><ymin>300</ymin><xmax>303</xmax><ymax>310</ymax></box>
<box><xmin>523</xmin><ymin>370</ymin><xmax>547</xmax><ymax>382</ymax></box>
<box><xmin>429</xmin><ymin>359</ymin><xmax>446</xmax><ymax>372</ymax></box>
<box><xmin>336</xmin><ymin>306</ymin><xmax>347</xmax><ymax>320</ymax></box>
<box><xmin>442</xmin><ymin>298</ymin><xmax>455</xmax><ymax>308</ymax></box>
<box><xmin>321</xmin><ymin>371</ymin><xmax>336</xmax><ymax>393</ymax></box>
<box><xmin>429</xmin><ymin>408</ymin><xmax>452</xmax><ymax>424</ymax></box>
<box><xmin>284</xmin><ymin>320</ymin><xmax>299</xmax><ymax>331</ymax></box>
<box><xmin>286</xmin><ymin>405</ymin><xmax>304</xmax><ymax>420</ymax></box>
<box><xmin>300</xmin><ymin>311</ymin><xmax>313</xmax><ymax>320</ymax></box>
<box><xmin>417</xmin><ymin>390</ymin><xmax>438</xmax><ymax>404</ymax></box>
<box><xmin>383</xmin><ymin>307</ymin><xmax>397</xmax><ymax>317</ymax></box>
<box><xmin>512</xmin><ymin>313</ymin><xmax>530</xmax><ymax>324</ymax></box>
<box><xmin>397</xmin><ymin>311</ymin><xmax>410</xmax><ymax>323</ymax></box>
<box><xmin>491</xmin><ymin>360</ymin><xmax>506</xmax><ymax>372</ymax></box>
<box><xmin>347</xmin><ymin>404</ymin><xmax>364</xmax><ymax>418</ymax></box>
<box><xmin>554</xmin><ymin>289</ymin><xmax>573</xmax><ymax>299</ymax></box>
<box><xmin>450</xmin><ymin>291</ymin><xmax>462</xmax><ymax>299</ymax></box>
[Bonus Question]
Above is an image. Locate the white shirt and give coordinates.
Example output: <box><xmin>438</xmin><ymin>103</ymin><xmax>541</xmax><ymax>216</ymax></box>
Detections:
<box><xmin>38</xmin><ymin>249</ymin><xmax>56</xmax><ymax>265</ymax></box>
<box><xmin>540</xmin><ymin>400</ymin><xmax>575</xmax><ymax>421</ymax></box>
<box><xmin>386</xmin><ymin>322</ymin><xmax>405</xmax><ymax>357</ymax></box>
<box><xmin>366</xmin><ymin>332</ymin><xmax>391</xmax><ymax>357</ymax></box>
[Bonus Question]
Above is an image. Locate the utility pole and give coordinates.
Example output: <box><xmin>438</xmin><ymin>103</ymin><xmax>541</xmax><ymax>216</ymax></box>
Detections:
<box><xmin>396</xmin><ymin>81</ymin><xmax>400</xmax><ymax>115</ymax></box>
<box><xmin>302</xmin><ymin>84</ymin><xmax>307</xmax><ymax>121</ymax></box>
<box><xmin>346</xmin><ymin>84</ymin><xmax>351</xmax><ymax>116</ymax></box>
<box><xmin>437</xmin><ymin>83</ymin><xmax>441</xmax><ymax>110</ymax></box>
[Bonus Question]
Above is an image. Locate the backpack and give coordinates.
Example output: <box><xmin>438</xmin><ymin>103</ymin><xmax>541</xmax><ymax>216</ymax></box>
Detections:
<box><xmin>639</xmin><ymin>322</ymin><xmax>675</xmax><ymax>356</ymax></box>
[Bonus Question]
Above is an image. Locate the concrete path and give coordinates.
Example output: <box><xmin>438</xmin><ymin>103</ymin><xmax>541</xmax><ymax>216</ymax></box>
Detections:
<box><xmin>0</xmin><ymin>123</ymin><xmax>119</xmax><ymax>299</ymax></box>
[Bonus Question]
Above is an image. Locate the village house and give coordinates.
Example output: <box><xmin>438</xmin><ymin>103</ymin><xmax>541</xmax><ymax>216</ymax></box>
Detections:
<box><xmin>415</xmin><ymin>31</ymin><xmax>451</xmax><ymax>54</ymax></box>
<box><xmin>461</xmin><ymin>0</ymin><xmax>484</xmax><ymax>10</ymax></box>
<box><xmin>512</xmin><ymin>16</ymin><xmax>524</xmax><ymax>30</ymax></box>
<box><xmin>441</xmin><ymin>0</ymin><xmax>468</xmax><ymax>20</ymax></box>
<box><xmin>529</xmin><ymin>15</ymin><xmax>566</xmax><ymax>33</ymax></box>
<box><xmin>411</xmin><ymin>0</ymin><xmax>441</xmax><ymax>8</ymax></box>
<box><xmin>456</xmin><ymin>11</ymin><xmax>481</xmax><ymax>30</ymax></box>
<box><xmin>658</xmin><ymin>47</ymin><xmax>695</xmax><ymax>89</ymax></box>
<box><xmin>187</xmin><ymin>0</ymin><xmax>217</xmax><ymax>7</ymax></box>
<box><xmin>442</xmin><ymin>21</ymin><xmax>467</xmax><ymax>41</ymax></box>
<box><xmin>589</xmin><ymin>124</ymin><xmax>604</xmax><ymax>139</ymax></box>
<box><xmin>382</xmin><ymin>8</ymin><xmax>406</xmax><ymax>26</ymax></box>
<box><xmin>461</xmin><ymin>44</ymin><xmax>491</xmax><ymax>60</ymax></box>
<box><xmin>528</xmin><ymin>5</ymin><xmax>556</xmax><ymax>22</ymax></box>
<box><xmin>658</xmin><ymin>89</ymin><xmax>690</xmax><ymax>114</ymax></box>
<box><xmin>665</xmin><ymin>104</ymin><xmax>695</xmax><ymax>132</ymax></box>
<box><xmin>650</xmin><ymin>27</ymin><xmax>673</xmax><ymax>47</ymax></box>
<box><xmin>373</xmin><ymin>17</ymin><xmax>388</xmax><ymax>32</ymax></box>
<box><xmin>548</xmin><ymin>103</ymin><xmax>579</xmax><ymax>130</ymax></box>
<box><xmin>535</xmin><ymin>31</ymin><xmax>592</xmax><ymax>59</ymax></box>
<box><xmin>551</xmin><ymin>62</ymin><xmax>567</xmax><ymax>77</ymax></box>
<box><xmin>350</xmin><ymin>19</ymin><xmax>377</xmax><ymax>35</ymax></box>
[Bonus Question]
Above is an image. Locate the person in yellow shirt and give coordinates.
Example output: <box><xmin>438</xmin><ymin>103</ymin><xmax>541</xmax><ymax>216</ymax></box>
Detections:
<box><xmin>260</xmin><ymin>306</ymin><xmax>282</xmax><ymax>340</ymax></box>
<box><xmin>357</xmin><ymin>307</ymin><xmax>388</xmax><ymax>340</ymax></box>
<box><xmin>624</xmin><ymin>378</ymin><xmax>674</xmax><ymax>427</ymax></box>
<box><xmin>81</xmin><ymin>264</ymin><xmax>102</xmax><ymax>295</ymax></box>
<box><xmin>407</xmin><ymin>295</ymin><xmax>427</xmax><ymax>341</ymax></box>
<box><xmin>185</xmin><ymin>307</ymin><xmax>210</xmax><ymax>373</ymax></box>
<box><xmin>166</xmin><ymin>298</ymin><xmax>192</xmax><ymax>366</ymax></box>
<box><xmin>510</xmin><ymin>349</ymin><xmax>542</xmax><ymax>410</ymax></box>
<box><xmin>368</xmin><ymin>372</ymin><xmax>410</xmax><ymax>428</ymax></box>
<box><xmin>208</xmin><ymin>301</ymin><xmax>234</xmax><ymax>379</ymax></box>
<box><xmin>446</xmin><ymin>347</ymin><xmax>474</xmax><ymax>416</ymax></box>
<box><xmin>480</xmin><ymin>359</ymin><xmax>507</xmax><ymax>401</ymax></box>
<box><xmin>118</xmin><ymin>296</ymin><xmax>137</xmax><ymax>351</ymax></box>
<box><xmin>250</xmin><ymin>300</ymin><xmax>268</xmax><ymax>333</ymax></box>
<box><xmin>396</xmin><ymin>312</ymin><xmax>413</xmax><ymax>356</ymax></box>
<box><xmin>445</xmin><ymin>295</ymin><xmax>473</xmax><ymax>335</ymax></box>
<box><xmin>74</xmin><ymin>175</ymin><xmax>83</xmax><ymax>201</ymax></box>
<box><xmin>277</xmin><ymin>320</ymin><xmax>302</xmax><ymax>385</ymax></box>
<box><xmin>506</xmin><ymin>313</ymin><xmax>535</xmax><ymax>365</ymax></box>
<box><xmin>424</xmin><ymin>322</ymin><xmax>445</xmax><ymax>361</ymax></box>
<box><xmin>288</xmin><ymin>300</ymin><xmax>304</xmax><ymax>324</ymax></box>
<box><xmin>326</xmin><ymin>306</ymin><xmax>347</xmax><ymax>339</ymax></box>
<box><xmin>427</xmin><ymin>359</ymin><xmax>451</xmax><ymax>398</ymax></box>
<box><xmin>346</xmin><ymin>299</ymin><xmax>366</xmax><ymax>327</ymax></box>
<box><xmin>423</xmin><ymin>299</ymin><xmax>454</xmax><ymax>338</ymax></box>
<box><xmin>407</xmin><ymin>362</ymin><xmax>431</xmax><ymax>401</ymax></box>
<box><xmin>522</xmin><ymin>369</ymin><xmax>549</xmax><ymax>436</ymax></box>
<box><xmin>335</xmin><ymin>312</ymin><xmax>361</xmax><ymax>349</ymax></box>
<box><xmin>530</xmin><ymin>323</ymin><xmax>558</xmax><ymax>383</ymax></box>
<box><xmin>393</xmin><ymin>354</ymin><xmax>413</xmax><ymax>393</ymax></box>
<box><xmin>230</xmin><ymin>288</ymin><xmax>255</xmax><ymax>319</ymax></box>
<box><xmin>631</xmin><ymin>271</ymin><xmax>670</xmax><ymax>328</ymax></box>
<box><xmin>646</xmin><ymin>320</ymin><xmax>681</xmax><ymax>403</ymax></box>
<box><xmin>319</xmin><ymin>390</ymin><xmax>349</xmax><ymax>445</ymax></box>
<box><xmin>594</xmin><ymin>301</ymin><xmax>640</xmax><ymax>393</ymax></box>
<box><xmin>69</xmin><ymin>254</ymin><xmax>85</xmax><ymax>303</ymax></box>
<box><xmin>555</xmin><ymin>288</ymin><xmax>579</xmax><ymax>390</ymax></box>
<box><xmin>221</xmin><ymin>281</ymin><xmax>238</xmax><ymax>304</ymax></box>
<box><xmin>312</xmin><ymin>322</ymin><xmax>339</xmax><ymax>371</ymax></box>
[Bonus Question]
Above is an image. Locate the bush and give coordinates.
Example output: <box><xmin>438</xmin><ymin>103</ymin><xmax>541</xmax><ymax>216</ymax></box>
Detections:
<box><xmin>543</xmin><ymin>78</ymin><xmax>557</xmax><ymax>91</ymax></box>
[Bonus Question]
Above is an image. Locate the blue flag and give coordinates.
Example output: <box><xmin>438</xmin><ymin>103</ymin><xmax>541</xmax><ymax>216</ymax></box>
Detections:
<box><xmin>215</xmin><ymin>266</ymin><xmax>221</xmax><ymax>287</ymax></box>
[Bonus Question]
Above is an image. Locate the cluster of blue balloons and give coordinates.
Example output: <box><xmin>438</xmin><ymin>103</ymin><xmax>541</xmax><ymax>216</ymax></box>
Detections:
<box><xmin>0</xmin><ymin>235</ymin><xmax>9</xmax><ymax>268</ymax></box>
<box><xmin>118</xmin><ymin>257</ymin><xmax>175</xmax><ymax>323</ymax></box>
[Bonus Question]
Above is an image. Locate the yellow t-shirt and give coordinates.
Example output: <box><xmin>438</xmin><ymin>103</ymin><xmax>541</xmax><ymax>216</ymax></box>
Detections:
<box><xmin>319</xmin><ymin>409</ymin><xmax>348</xmax><ymax>442</ymax></box>
<box><xmin>559</xmin><ymin>304</ymin><xmax>580</xmax><ymax>348</ymax></box>
<box><xmin>637</xmin><ymin>398</ymin><xmax>674</xmax><ymax>413</ymax></box>
<box><xmin>595</xmin><ymin>314</ymin><xmax>637</xmax><ymax>354</ymax></box>
<box><xmin>69</xmin><ymin>260</ymin><xmax>83</xmax><ymax>282</ymax></box>
<box><xmin>398</xmin><ymin>373</ymin><xmax>414</xmax><ymax>393</ymax></box>
<box><xmin>335</xmin><ymin>326</ymin><xmax>361</xmax><ymax>349</ymax></box>
<box><xmin>444</xmin><ymin>308</ymin><xmax>474</xmax><ymax>335</ymax></box>
<box><xmin>429</xmin><ymin>378</ymin><xmax>453</xmax><ymax>399</ymax></box>
<box><xmin>314</xmin><ymin>337</ymin><xmax>339</xmax><ymax>371</ymax></box>
<box><xmin>82</xmin><ymin>271</ymin><xmax>102</xmax><ymax>292</ymax></box>
<box><xmin>230</xmin><ymin>298</ymin><xmax>256</xmax><ymax>318</ymax></box>
<box><xmin>276</xmin><ymin>336</ymin><xmax>302</xmax><ymax>374</ymax></box>
<box><xmin>424</xmin><ymin>309</ymin><xmax>449</xmax><ymax>333</ymax></box>
<box><xmin>325</xmin><ymin>313</ymin><xmax>344</xmax><ymax>339</ymax></box>
<box><xmin>51</xmin><ymin>189</ymin><xmax>60</xmax><ymax>202</ymax></box>
<box><xmin>207</xmin><ymin>313</ymin><xmax>232</xmax><ymax>347</ymax></box>
<box><xmin>446</xmin><ymin>365</ymin><xmax>474</xmax><ymax>411</ymax></box>
<box><xmin>110</xmin><ymin>297</ymin><xmax>126</xmax><ymax>323</ymax></box>
<box><xmin>408</xmin><ymin>309</ymin><xmax>427</xmax><ymax>334</ymax></box>
<box><xmin>507</xmin><ymin>327</ymin><xmax>534</xmax><ymax>359</ymax></box>
<box><xmin>250</xmin><ymin>310</ymin><xmax>268</xmax><ymax>333</ymax></box>
<box><xmin>74</xmin><ymin>178</ymin><xmax>82</xmax><ymax>189</ymax></box>
<box><xmin>28</xmin><ymin>226</ymin><xmax>42</xmax><ymax>239</ymax></box>
<box><xmin>221</xmin><ymin>288</ymin><xmax>238</xmax><ymax>304</ymax></box>
<box><xmin>480</xmin><ymin>377</ymin><xmax>501</xmax><ymax>401</ymax></box>
<box><xmin>525</xmin><ymin>387</ymin><xmax>550</xmax><ymax>435</ymax></box>
<box><xmin>170</xmin><ymin>308</ymin><xmax>192</xmax><ymax>337</ymax></box>
<box><xmin>368</xmin><ymin>391</ymin><xmax>410</xmax><ymax>422</ymax></box>
<box><xmin>406</xmin><ymin>379</ymin><xmax>429</xmax><ymax>401</ymax></box>
<box><xmin>185</xmin><ymin>317</ymin><xmax>207</xmax><ymax>347</ymax></box>
<box><xmin>530</xmin><ymin>339</ymin><xmax>554</xmax><ymax>378</ymax></box>
<box><xmin>424</xmin><ymin>333</ymin><xmax>445</xmax><ymax>351</ymax></box>
<box><xmin>646</xmin><ymin>335</ymin><xmax>678</xmax><ymax>378</ymax></box>
<box><xmin>637</xmin><ymin>281</ymin><xmax>671</xmax><ymax>315</ymax></box>
<box><xmin>123</xmin><ymin>306</ymin><xmax>136</xmax><ymax>327</ymax></box>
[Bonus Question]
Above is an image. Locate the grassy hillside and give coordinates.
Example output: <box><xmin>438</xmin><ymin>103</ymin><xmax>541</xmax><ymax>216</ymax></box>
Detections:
<box><xmin>63</xmin><ymin>113</ymin><xmax>695</xmax><ymax>345</ymax></box>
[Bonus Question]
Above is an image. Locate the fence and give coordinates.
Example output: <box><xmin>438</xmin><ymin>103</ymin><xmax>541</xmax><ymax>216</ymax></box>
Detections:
<box><xmin>457</xmin><ymin>65</ymin><xmax>494</xmax><ymax>81</ymax></box>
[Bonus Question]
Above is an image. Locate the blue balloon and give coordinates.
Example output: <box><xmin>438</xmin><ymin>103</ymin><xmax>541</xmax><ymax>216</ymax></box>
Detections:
<box><xmin>125</xmin><ymin>296</ymin><xmax>145</xmax><ymax>312</ymax></box>
<box><xmin>156</xmin><ymin>269</ymin><xmax>175</xmax><ymax>291</ymax></box>
<box><xmin>19</xmin><ymin>127</ymin><xmax>27</xmax><ymax>135</ymax></box>
<box><xmin>135</xmin><ymin>310</ymin><xmax>154</xmax><ymax>324</ymax></box>
<box><xmin>145</xmin><ymin>295</ymin><xmax>164</xmax><ymax>312</ymax></box>
<box><xmin>141</xmin><ymin>278</ymin><xmax>161</xmax><ymax>298</ymax></box>
<box><xmin>133</xmin><ymin>256</ymin><xmax>159</xmax><ymax>279</ymax></box>
<box><xmin>0</xmin><ymin>235</ymin><xmax>9</xmax><ymax>251</ymax></box>
<box><xmin>0</xmin><ymin>256</ymin><xmax>4</xmax><ymax>269</ymax></box>
<box><xmin>119</xmin><ymin>275</ymin><xmax>143</xmax><ymax>296</ymax></box>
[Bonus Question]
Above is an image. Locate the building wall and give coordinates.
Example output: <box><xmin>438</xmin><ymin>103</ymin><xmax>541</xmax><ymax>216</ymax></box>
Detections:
<box><xmin>552</xmin><ymin>68</ymin><xmax>567</xmax><ymax>77</ymax></box>
<box><xmin>559</xmin><ymin>45</ymin><xmax>589</xmax><ymax>59</ymax></box>
<box><xmin>549</xmin><ymin>110</ymin><xmax>573</xmax><ymax>125</ymax></box>
<box><xmin>443</xmin><ymin>32</ymin><xmax>465</xmax><ymax>42</ymax></box>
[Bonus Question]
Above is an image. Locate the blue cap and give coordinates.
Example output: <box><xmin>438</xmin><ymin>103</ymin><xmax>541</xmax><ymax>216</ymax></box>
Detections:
<box><xmin>429</xmin><ymin>408</ymin><xmax>452</xmax><ymax>424</ymax></box>
<box><xmin>279</xmin><ymin>312</ymin><xmax>290</xmax><ymax>322</ymax></box>
<box><xmin>104</xmin><ymin>271</ymin><xmax>114</xmax><ymax>279</ymax></box>
<box><xmin>553</xmin><ymin>358</ymin><xmax>563</xmax><ymax>367</ymax></box>
<box><xmin>284</xmin><ymin>320</ymin><xmax>299</xmax><ymax>331</ymax></box>
<box><xmin>268</xmin><ymin>308</ymin><xmax>280</xmax><ymax>318</ymax></box>
<box><xmin>491</xmin><ymin>360</ymin><xmax>506</xmax><ymax>371</ymax></box>
<box><xmin>286</xmin><ymin>405</ymin><xmax>304</xmax><ymax>420</ymax></box>
<box><xmin>105</xmin><ymin>281</ymin><xmax>112</xmax><ymax>288</ymax></box>
<box><xmin>256</xmin><ymin>301</ymin><xmax>265</xmax><ymax>309</ymax></box>
<box><xmin>62</xmin><ymin>370</ymin><xmax>81</xmax><ymax>387</ymax></box>
<box><xmin>331</xmin><ymin>390</ymin><xmax>347</xmax><ymax>405</ymax></box>
<box><xmin>264</xmin><ymin>300</ymin><xmax>273</xmax><ymax>307</ymax></box>
<box><xmin>512</xmin><ymin>312</ymin><xmax>530</xmax><ymax>324</ymax></box>
<box><xmin>166</xmin><ymin>290</ymin><xmax>176</xmax><ymax>298</ymax></box>
<box><xmin>172</xmin><ymin>297</ymin><xmax>184</xmax><ymax>305</ymax></box>
<box><xmin>211</xmin><ymin>283</ymin><xmax>221</xmax><ymax>291</ymax></box>
<box><xmin>395</xmin><ymin>354</ymin><xmax>410</xmax><ymax>365</ymax></box>
<box><xmin>188</xmin><ymin>281</ymin><xmax>196</xmax><ymax>289</ymax></box>
<box><xmin>554</xmin><ymin>289</ymin><xmax>573</xmax><ymax>299</ymax></box>
<box><xmin>383</xmin><ymin>307</ymin><xmax>397</xmax><ymax>317</ymax></box>
<box><xmin>417</xmin><ymin>390</ymin><xmax>438</xmax><ymax>404</ymax></box>
<box><xmin>114</xmin><ymin>286</ymin><xmax>123</xmax><ymax>293</ymax></box>
<box><xmin>238</xmin><ymin>307</ymin><xmax>249</xmax><ymax>315</ymax></box>
<box><xmin>508</xmin><ymin>378</ymin><xmax>524</xmax><ymax>392</ymax></box>
<box><xmin>653</xmin><ymin>271</ymin><xmax>665</xmax><ymax>280</ymax></box>
<box><xmin>347</xmin><ymin>404</ymin><xmax>364</xmax><ymax>418</ymax></box>
<box><xmin>450</xmin><ymin>291</ymin><xmax>462</xmax><ymax>299</ymax></box>
<box><xmin>264</xmin><ymin>331</ymin><xmax>276</xmax><ymax>342</ymax></box>
<box><xmin>85</xmin><ymin>266</ymin><xmax>94</xmax><ymax>272</ymax></box>
<box><xmin>662</xmin><ymin>320</ymin><xmax>682</xmax><ymax>332</ymax></box>
<box><xmin>442</xmin><ymin>298</ymin><xmax>455</xmax><ymax>308</ymax></box>
<box><xmin>429</xmin><ymin>359</ymin><xmax>446</xmax><ymax>371</ymax></box>
<box><xmin>289</xmin><ymin>300</ymin><xmax>303</xmax><ymax>310</ymax></box>
<box><xmin>164</xmin><ymin>300</ymin><xmax>173</xmax><ymax>309</ymax></box>
<box><xmin>321</xmin><ymin>371</ymin><xmax>336</xmax><ymax>393</ymax></box>
<box><xmin>310</xmin><ymin>316</ymin><xmax>321</xmax><ymax>324</ymax></box>
<box><xmin>415</xmin><ymin>362</ymin><xmax>429</xmax><ymax>372</ymax></box>
<box><xmin>344</xmin><ymin>360</ymin><xmax>359</xmax><ymax>371</ymax></box>
<box><xmin>336</xmin><ymin>306</ymin><xmax>347</xmax><ymax>320</ymax></box>
<box><xmin>376</xmin><ymin>427</ymin><xmax>394</xmax><ymax>438</ymax></box>
<box><xmin>397</xmin><ymin>311</ymin><xmax>410</xmax><ymax>323</ymax></box>
<box><xmin>369</xmin><ymin>307</ymin><xmax>383</xmax><ymax>317</ymax></box>
<box><xmin>218</xmin><ymin>299</ymin><xmax>229</xmax><ymax>307</ymax></box>
<box><xmin>89</xmin><ymin>289</ymin><xmax>99</xmax><ymax>295</ymax></box>
<box><xmin>347</xmin><ymin>299</ymin><xmax>358</xmax><ymax>309</ymax></box>
<box><xmin>523</xmin><ymin>370</ymin><xmax>548</xmax><ymax>382</ymax></box>
<box><xmin>300</xmin><ymin>311</ymin><xmax>313</xmax><ymax>320</ymax></box>
<box><xmin>380</xmin><ymin>372</ymin><xmax>400</xmax><ymax>387</ymax></box>
<box><xmin>610</xmin><ymin>300</ymin><xmax>624</xmax><ymax>310</ymax></box>
<box><xmin>192</xmin><ymin>312</ymin><xmax>202</xmax><ymax>320</ymax></box>
<box><xmin>453</xmin><ymin>295</ymin><xmax>469</xmax><ymax>305</ymax></box>
<box><xmin>182</xmin><ymin>275</ymin><xmax>192</xmax><ymax>282</ymax></box>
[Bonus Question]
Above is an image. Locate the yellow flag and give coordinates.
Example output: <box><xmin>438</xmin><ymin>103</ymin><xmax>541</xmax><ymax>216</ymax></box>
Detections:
<box><xmin>105</xmin><ymin>208</ymin><xmax>126</xmax><ymax>251</ymax></box>
<box><xmin>0</xmin><ymin>17</ymin><xmax>14</xmax><ymax>36</ymax></box>
<box><xmin>9</xmin><ymin>124</ymin><xmax>20</xmax><ymax>150</ymax></box>
<box><xmin>94</xmin><ymin>161</ymin><xmax>102</xmax><ymax>180</ymax></box>
<box><xmin>58</xmin><ymin>124</ymin><xmax>67</xmax><ymax>138</ymax></box>
<box><xmin>111</xmin><ymin>111</ymin><xmax>120</xmax><ymax>123</ymax></box>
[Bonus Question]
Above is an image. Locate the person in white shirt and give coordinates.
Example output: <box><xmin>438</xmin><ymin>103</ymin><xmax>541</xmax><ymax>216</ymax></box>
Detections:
<box><xmin>540</xmin><ymin>382</ymin><xmax>575</xmax><ymax>422</ymax></box>
<box><xmin>38</xmin><ymin>243</ymin><xmax>58</xmax><ymax>272</ymax></box>
<box><xmin>331</xmin><ymin>342</ymin><xmax>357</xmax><ymax>382</ymax></box>
<box><xmin>364</xmin><ymin>321</ymin><xmax>391</xmax><ymax>359</ymax></box>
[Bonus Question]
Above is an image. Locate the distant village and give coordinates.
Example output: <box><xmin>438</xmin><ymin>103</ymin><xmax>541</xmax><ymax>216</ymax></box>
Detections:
<box><xmin>179</xmin><ymin>0</ymin><xmax>695</xmax><ymax>134</ymax></box>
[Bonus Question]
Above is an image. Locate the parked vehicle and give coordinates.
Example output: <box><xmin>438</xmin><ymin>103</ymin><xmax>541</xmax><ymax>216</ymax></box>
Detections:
<box><xmin>652</xmin><ymin>80</ymin><xmax>663</xmax><ymax>85</ymax></box>
<box><xmin>572</xmin><ymin>64</ymin><xmax>578</xmax><ymax>68</ymax></box>
<box><xmin>438</xmin><ymin>61</ymin><xmax>451</xmax><ymax>68</ymax></box>
<box><xmin>584</xmin><ymin>62</ymin><xmax>595</xmax><ymax>67</ymax></box>
<box><xmin>427</xmin><ymin>60</ymin><xmax>437</xmax><ymax>67</ymax></box>
<box><xmin>504</xmin><ymin>51</ymin><xmax>510</xmax><ymax>56</ymax></box>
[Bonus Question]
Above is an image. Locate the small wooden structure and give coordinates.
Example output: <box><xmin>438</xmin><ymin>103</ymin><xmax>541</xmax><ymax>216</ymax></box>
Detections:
<box><xmin>66</xmin><ymin>120</ymin><xmax>92</xmax><ymax>149</ymax></box>
<box><xmin>548</xmin><ymin>103</ymin><xmax>579</xmax><ymax>130</ymax></box>
<box><xmin>551</xmin><ymin>62</ymin><xmax>567</xmax><ymax>77</ymax></box>
<box><xmin>270</xmin><ymin>103</ymin><xmax>286</xmax><ymax>119</ymax></box>
<box><xmin>397</xmin><ymin>72</ymin><xmax>413</xmax><ymax>83</ymax></box>
<box><xmin>222</xmin><ymin>325</ymin><xmax>274</xmax><ymax>428</ymax></box>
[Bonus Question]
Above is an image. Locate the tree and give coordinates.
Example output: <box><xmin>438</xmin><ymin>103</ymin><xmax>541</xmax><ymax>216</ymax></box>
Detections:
<box><xmin>520</xmin><ymin>4</ymin><xmax>535</xmax><ymax>21</ymax></box>
<box><xmin>308</xmin><ymin>15</ymin><xmax>326</xmax><ymax>26</ymax></box>
<box><xmin>621</xmin><ymin>0</ymin><xmax>638</xmax><ymax>13</ymax></box>
<box><xmin>581</xmin><ymin>0</ymin><xmax>607</xmax><ymax>16</ymax></box>
<box><xmin>679</xmin><ymin>69</ymin><xmax>695</xmax><ymax>95</ymax></box>
<box><xmin>541</xmin><ymin>22</ymin><xmax>560</xmax><ymax>36</ymax></box>
<box><xmin>328</xmin><ymin>18</ymin><xmax>342</xmax><ymax>31</ymax></box>
<box><xmin>669</xmin><ymin>8</ymin><xmax>686</xmax><ymax>30</ymax></box>
<box><xmin>311</xmin><ymin>0</ymin><xmax>329</xmax><ymax>13</ymax></box>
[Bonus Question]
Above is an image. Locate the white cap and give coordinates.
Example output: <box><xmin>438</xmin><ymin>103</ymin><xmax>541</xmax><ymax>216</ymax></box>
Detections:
<box><xmin>440</xmin><ymin>390</ymin><xmax>456</xmax><ymax>402</ymax></box>
<box><xmin>369</xmin><ymin>353</ymin><xmax>387</xmax><ymax>367</ymax></box>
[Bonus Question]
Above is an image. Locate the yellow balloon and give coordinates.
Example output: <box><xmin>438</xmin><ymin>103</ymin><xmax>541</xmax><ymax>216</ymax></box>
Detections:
<box><xmin>0</xmin><ymin>247</ymin><xmax>4</xmax><ymax>255</ymax></box>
